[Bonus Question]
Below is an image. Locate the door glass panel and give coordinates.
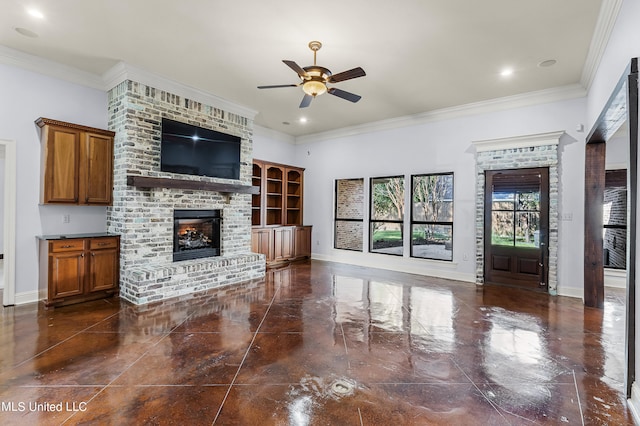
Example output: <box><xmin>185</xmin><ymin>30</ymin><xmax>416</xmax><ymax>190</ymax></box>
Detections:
<box><xmin>491</xmin><ymin>211</ymin><xmax>515</xmax><ymax>245</ymax></box>
<box><xmin>491</xmin><ymin>186</ymin><xmax>540</xmax><ymax>247</ymax></box>
<box><xmin>517</xmin><ymin>191</ymin><xmax>540</xmax><ymax>210</ymax></box>
<box><xmin>516</xmin><ymin>212</ymin><xmax>540</xmax><ymax>247</ymax></box>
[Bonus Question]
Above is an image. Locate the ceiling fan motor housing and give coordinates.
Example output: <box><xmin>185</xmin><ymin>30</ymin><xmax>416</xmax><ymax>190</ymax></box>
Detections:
<box><xmin>302</xmin><ymin>66</ymin><xmax>331</xmax><ymax>97</ymax></box>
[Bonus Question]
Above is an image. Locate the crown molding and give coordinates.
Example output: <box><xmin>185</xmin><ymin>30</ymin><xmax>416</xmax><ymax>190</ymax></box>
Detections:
<box><xmin>295</xmin><ymin>84</ymin><xmax>586</xmax><ymax>145</ymax></box>
<box><xmin>102</xmin><ymin>62</ymin><xmax>258</xmax><ymax>120</ymax></box>
<box><xmin>0</xmin><ymin>45</ymin><xmax>104</xmax><ymax>90</ymax></box>
<box><xmin>472</xmin><ymin>130</ymin><xmax>565</xmax><ymax>152</ymax></box>
<box><xmin>580</xmin><ymin>0</ymin><xmax>624</xmax><ymax>90</ymax></box>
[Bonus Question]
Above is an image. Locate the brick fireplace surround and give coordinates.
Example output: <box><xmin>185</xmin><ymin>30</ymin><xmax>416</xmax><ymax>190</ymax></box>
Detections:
<box><xmin>107</xmin><ymin>80</ymin><xmax>265</xmax><ymax>305</ymax></box>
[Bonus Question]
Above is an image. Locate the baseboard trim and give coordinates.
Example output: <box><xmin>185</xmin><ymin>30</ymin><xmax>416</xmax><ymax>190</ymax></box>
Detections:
<box><xmin>311</xmin><ymin>252</ymin><xmax>475</xmax><ymax>283</ymax></box>
<box><xmin>13</xmin><ymin>290</ymin><xmax>41</xmax><ymax>306</ymax></box>
<box><xmin>629</xmin><ymin>382</ymin><xmax>640</xmax><ymax>424</ymax></box>
<box><xmin>605</xmin><ymin>268</ymin><xmax>627</xmax><ymax>288</ymax></box>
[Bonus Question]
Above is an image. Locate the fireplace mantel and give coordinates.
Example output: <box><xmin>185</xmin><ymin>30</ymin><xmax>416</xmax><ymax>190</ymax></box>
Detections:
<box><xmin>127</xmin><ymin>175</ymin><xmax>259</xmax><ymax>195</ymax></box>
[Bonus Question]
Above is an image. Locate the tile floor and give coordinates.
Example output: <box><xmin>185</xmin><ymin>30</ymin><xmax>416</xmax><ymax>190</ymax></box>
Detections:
<box><xmin>0</xmin><ymin>260</ymin><xmax>635</xmax><ymax>425</ymax></box>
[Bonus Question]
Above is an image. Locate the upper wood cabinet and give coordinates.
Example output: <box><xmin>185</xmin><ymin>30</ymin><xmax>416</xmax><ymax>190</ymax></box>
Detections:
<box><xmin>36</xmin><ymin>118</ymin><xmax>115</xmax><ymax>205</ymax></box>
<box><xmin>252</xmin><ymin>159</ymin><xmax>304</xmax><ymax>227</ymax></box>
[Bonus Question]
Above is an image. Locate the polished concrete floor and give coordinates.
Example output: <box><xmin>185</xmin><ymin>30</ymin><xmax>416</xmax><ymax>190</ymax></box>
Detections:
<box><xmin>0</xmin><ymin>260</ymin><xmax>635</xmax><ymax>425</ymax></box>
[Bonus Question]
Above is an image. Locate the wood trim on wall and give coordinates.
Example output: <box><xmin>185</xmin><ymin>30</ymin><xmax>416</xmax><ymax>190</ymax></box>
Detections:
<box><xmin>584</xmin><ymin>142</ymin><xmax>606</xmax><ymax>308</ymax></box>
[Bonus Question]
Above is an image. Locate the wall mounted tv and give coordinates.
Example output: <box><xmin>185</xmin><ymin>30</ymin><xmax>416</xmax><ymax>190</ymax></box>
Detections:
<box><xmin>160</xmin><ymin>118</ymin><xmax>241</xmax><ymax>180</ymax></box>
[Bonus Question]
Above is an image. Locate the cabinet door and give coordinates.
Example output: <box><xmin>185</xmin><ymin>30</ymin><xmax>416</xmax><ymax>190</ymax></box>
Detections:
<box><xmin>43</xmin><ymin>126</ymin><xmax>80</xmax><ymax>203</ymax></box>
<box><xmin>49</xmin><ymin>251</ymin><xmax>84</xmax><ymax>299</ymax></box>
<box><xmin>251</xmin><ymin>228</ymin><xmax>274</xmax><ymax>261</ymax></box>
<box><xmin>88</xmin><ymin>248</ymin><xmax>119</xmax><ymax>292</ymax></box>
<box><xmin>294</xmin><ymin>226</ymin><xmax>312</xmax><ymax>258</ymax></box>
<box><xmin>81</xmin><ymin>132</ymin><xmax>113</xmax><ymax>205</ymax></box>
<box><xmin>274</xmin><ymin>227</ymin><xmax>294</xmax><ymax>261</ymax></box>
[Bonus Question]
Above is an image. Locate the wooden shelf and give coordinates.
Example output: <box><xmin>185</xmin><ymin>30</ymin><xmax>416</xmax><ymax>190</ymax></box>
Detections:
<box><xmin>127</xmin><ymin>175</ymin><xmax>260</xmax><ymax>194</ymax></box>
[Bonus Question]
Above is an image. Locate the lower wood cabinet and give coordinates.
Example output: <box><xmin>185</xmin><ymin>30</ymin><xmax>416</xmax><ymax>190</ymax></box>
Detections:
<box><xmin>252</xmin><ymin>226</ymin><xmax>311</xmax><ymax>267</ymax></box>
<box><xmin>39</xmin><ymin>235</ymin><xmax>120</xmax><ymax>307</ymax></box>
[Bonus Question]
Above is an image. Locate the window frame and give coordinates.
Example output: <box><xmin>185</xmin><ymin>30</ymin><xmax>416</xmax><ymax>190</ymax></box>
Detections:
<box><xmin>369</xmin><ymin>175</ymin><xmax>405</xmax><ymax>256</ymax></box>
<box><xmin>410</xmin><ymin>172</ymin><xmax>454</xmax><ymax>261</ymax></box>
<box><xmin>334</xmin><ymin>178</ymin><xmax>365</xmax><ymax>252</ymax></box>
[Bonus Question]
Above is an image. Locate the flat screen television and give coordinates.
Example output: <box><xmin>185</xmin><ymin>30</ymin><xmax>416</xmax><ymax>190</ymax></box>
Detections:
<box><xmin>160</xmin><ymin>118</ymin><xmax>241</xmax><ymax>180</ymax></box>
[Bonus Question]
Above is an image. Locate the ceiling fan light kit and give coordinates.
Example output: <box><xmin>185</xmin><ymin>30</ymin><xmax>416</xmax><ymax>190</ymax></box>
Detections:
<box><xmin>258</xmin><ymin>41</ymin><xmax>366</xmax><ymax>108</ymax></box>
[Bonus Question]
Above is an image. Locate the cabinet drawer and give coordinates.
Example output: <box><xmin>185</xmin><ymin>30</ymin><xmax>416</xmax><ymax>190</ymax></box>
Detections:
<box><xmin>50</xmin><ymin>239</ymin><xmax>85</xmax><ymax>252</ymax></box>
<box><xmin>89</xmin><ymin>237</ymin><xmax>119</xmax><ymax>250</ymax></box>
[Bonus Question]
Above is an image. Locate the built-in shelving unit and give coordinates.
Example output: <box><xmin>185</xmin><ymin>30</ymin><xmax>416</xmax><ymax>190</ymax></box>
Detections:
<box><xmin>251</xmin><ymin>159</ymin><xmax>310</xmax><ymax>267</ymax></box>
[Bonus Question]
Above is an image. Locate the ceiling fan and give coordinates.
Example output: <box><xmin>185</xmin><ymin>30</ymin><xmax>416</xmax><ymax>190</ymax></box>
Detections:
<box><xmin>257</xmin><ymin>41</ymin><xmax>366</xmax><ymax>108</ymax></box>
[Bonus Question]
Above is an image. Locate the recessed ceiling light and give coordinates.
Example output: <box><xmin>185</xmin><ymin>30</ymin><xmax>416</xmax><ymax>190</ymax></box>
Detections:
<box><xmin>26</xmin><ymin>8</ymin><xmax>45</xmax><ymax>19</ymax></box>
<box><xmin>500</xmin><ymin>68</ymin><xmax>514</xmax><ymax>77</ymax></box>
<box><xmin>538</xmin><ymin>59</ymin><xmax>557</xmax><ymax>68</ymax></box>
<box><xmin>299</xmin><ymin>117</ymin><xmax>307</xmax><ymax>124</ymax></box>
<box><xmin>15</xmin><ymin>27</ymin><xmax>39</xmax><ymax>38</ymax></box>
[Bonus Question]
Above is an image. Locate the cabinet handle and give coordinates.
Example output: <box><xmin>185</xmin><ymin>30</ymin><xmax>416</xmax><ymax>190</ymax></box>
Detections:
<box><xmin>60</xmin><ymin>244</ymin><xmax>73</xmax><ymax>248</ymax></box>
<box><xmin>97</xmin><ymin>242</ymin><xmax>110</xmax><ymax>246</ymax></box>
<box><xmin>81</xmin><ymin>253</ymin><xmax>85</xmax><ymax>258</ymax></box>
<box><xmin>91</xmin><ymin>253</ymin><xmax>95</xmax><ymax>256</ymax></box>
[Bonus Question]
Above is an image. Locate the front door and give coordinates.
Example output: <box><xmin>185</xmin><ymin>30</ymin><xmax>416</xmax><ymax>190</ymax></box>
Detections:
<box><xmin>484</xmin><ymin>168</ymin><xmax>549</xmax><ymax>291</ymax></box>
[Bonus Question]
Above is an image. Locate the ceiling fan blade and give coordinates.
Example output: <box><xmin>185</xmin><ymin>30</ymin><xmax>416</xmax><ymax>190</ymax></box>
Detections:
<box><xmin>299</xmin><ymin>94</ymin><xmax>313</xmax><ymax>108</ymax></box>
<box><xmin>283</xmin><ymin>60</ymin><xmax>307</xmax><ymax>78</ymax></box>
<box><xmin>328</xmin><ymin>87</ymin><xmax>361</xmax><ymax>103</ymax></box>
<box><xmin>257</xmin><ymin>84</ymin><xmax>298</xmax><ymax>89</ymax></box>
<box><xmin>328</xmin><ymin>67</ymin><xmax>366</xmax><ymax>83</ymax></box>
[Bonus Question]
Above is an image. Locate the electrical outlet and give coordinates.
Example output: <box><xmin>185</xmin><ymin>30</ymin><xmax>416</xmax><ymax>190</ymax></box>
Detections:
<box><xmin>561</xmin><ymin>213</ymin><xmax>573</xmax><ymax>221</ymax></box>
<box><xmin>62</xmin><ymin>214</ymin><xmax>70</xmax><ymax>224</ymax></box>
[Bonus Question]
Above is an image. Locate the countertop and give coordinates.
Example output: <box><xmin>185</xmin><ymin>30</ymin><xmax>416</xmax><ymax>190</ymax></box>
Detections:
<box><xmin>37</xmin><ymin>233</ymin><xmax>119</xmax><ymax>240</ymax></box>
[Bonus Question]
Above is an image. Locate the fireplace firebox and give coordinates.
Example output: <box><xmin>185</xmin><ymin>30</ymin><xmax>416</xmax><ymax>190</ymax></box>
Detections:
<box><xmin>173</xmin><ymin>209</ymin><xmax>221</xmax><ymax>261</ymax></box>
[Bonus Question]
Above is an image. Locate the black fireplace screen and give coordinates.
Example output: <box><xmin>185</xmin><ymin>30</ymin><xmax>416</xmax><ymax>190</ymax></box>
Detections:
<box><xmin>173</xmin><ymin>210</ymin><xmax>221</xmax><ymax>261</ymax></box>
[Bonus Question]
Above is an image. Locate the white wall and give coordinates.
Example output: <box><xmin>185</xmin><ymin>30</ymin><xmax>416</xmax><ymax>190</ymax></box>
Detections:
<box><xmin>0</xmin><ymin>63</ymin><xmax>108</xmax><ymax>299</ymax></box>
<box><xmin>288</xmin><ymin>97</ymin><xmax>587</xmax><ymax>296</ymax></box>
<box><xmin>252</xmin><ymin>125</ymin><xmax>297</xmax><ymax>165</ymax></box>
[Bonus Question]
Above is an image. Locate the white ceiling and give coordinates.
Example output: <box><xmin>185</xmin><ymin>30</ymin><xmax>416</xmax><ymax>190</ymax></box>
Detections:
<box><xmin>1</xmin><ymin>0</ymin><xmax>606</xmax><ymax>137</ymax></box>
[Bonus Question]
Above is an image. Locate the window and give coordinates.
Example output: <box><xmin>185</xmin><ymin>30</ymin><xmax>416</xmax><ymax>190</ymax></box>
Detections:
<box><xmin>334</xmin><ymin>179</ymin><xmax>365</xmax><ymax>251</ymax></box>
<box><xmin>411</xmin><ymin>173</ymin><xmax>454</xmax><ymax>261</ymax></box>
<box><xmin>603</xmin><ymin>169</ymin><xmax>627</xmax><ymax>269</ymax></box>
<box><xmin>370</xmin><ymin>176</ymin><xmax>404</xmax><ymax>255</ymax></box>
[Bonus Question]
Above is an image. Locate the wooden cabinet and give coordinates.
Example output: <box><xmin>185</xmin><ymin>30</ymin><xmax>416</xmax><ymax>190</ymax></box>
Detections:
<box><xmin>251</xmin><ymin>226</ymin><xmax>312</xmax><ymax>267</ymax></box>
<box><xmin>274</xmin><ymin>227</ymin><xmax>294</xmax><ymax>262</ymax></box>
<box><xmin>251</xmin><ymin>159</ymin><xmax>310</xmax><ymax>267</ymax></box>
<box><xmin>294</xmin><ymin>226</ymin><xmax>312</xmax><ymax>258</ymax></box>
<box><xmin>251</xmin><ymin>227</ymin><xmax>274</xmax><ymax>262</ymax></box>
<box><xmin>39</xmin><ymin>235</ymin><xmax>120</xmax><ymax>307</ymax></box>
<box><xmin>36</xmin><ymin>118</ymin><xmax>115</xmax><ymax>205</ymax></box>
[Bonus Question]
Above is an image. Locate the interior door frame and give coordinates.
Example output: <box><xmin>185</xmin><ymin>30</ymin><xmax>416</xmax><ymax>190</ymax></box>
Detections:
<box><xmin>1</xmin><ymin>139</ymin><xmax>17</xmax><ymax>307</ymax></box>
<box><xmin>483</xmin><ymin>167</ymin><xmax>550</xmax><ymax>291</ymax></box>
<box><xmin>584</xmin><ymin>58</ymin><xmax>638</xmax><ymax>397</ymax></box>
